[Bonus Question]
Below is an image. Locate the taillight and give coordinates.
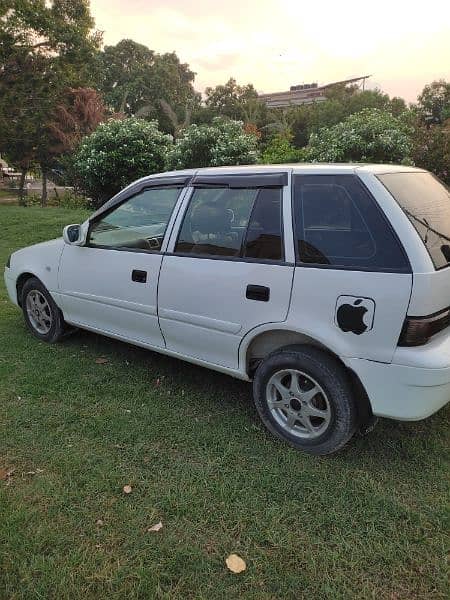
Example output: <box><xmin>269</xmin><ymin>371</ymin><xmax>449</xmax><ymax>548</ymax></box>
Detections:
<box><xmin>398</xmin><ymin>308</ymin><xmax>450</xmax><ymax>346</ymax></box>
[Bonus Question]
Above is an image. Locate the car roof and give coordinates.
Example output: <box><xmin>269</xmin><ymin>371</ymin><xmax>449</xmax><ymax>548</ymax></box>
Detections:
<box><xmin>141</xmin><ymin>163</ymin><xmax>426</xmax><ymax>182</ymax></box>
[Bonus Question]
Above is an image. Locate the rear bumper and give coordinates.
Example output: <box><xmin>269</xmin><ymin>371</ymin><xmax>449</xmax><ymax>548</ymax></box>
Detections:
<box><xmin>345</xmin><ymin>331</ymin><xmax>450</xmax><ymax>420</ymax></box>
<box><xmin>346</xmin><ymin>358</ymin><xmax>450</xmax><ymax>420</ymax></box>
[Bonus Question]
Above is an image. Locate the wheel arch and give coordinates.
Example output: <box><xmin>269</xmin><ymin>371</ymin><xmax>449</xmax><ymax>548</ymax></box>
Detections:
<box><xmin>241</xmin><ymin>326</ymin><xmax>374</xmax><ymax>426</ymax></box>
<box><xmin>16</xmin><ymin>272</ymin><xmax>38</xmax><ymax>306</ymax></box>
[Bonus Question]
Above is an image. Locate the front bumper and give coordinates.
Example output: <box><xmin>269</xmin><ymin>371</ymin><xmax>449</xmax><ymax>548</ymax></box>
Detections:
<box><xmin>345</xmin><ymin>331</ymin><xmax>450</xmax><ymax>420</ymax></box>
<box><xmin>4</xmin><ymin>269</ymin><xmax>18</xmax><ymax>305</ymax></box>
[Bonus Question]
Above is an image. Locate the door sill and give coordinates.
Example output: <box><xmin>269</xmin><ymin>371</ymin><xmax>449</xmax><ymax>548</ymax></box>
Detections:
<box><xmin>66</xmin><ymin>320</ymin><xmax>250</xmax><ymax>381</ymax></box>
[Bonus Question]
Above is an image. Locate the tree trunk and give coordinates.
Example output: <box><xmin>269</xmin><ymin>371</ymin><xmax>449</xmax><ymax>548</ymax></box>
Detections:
<box><xmin>41</xmin><ymin>167</ymin><xmax>48</xmax><ymax>207</ymax></box>
<box><xmin>18</xmin><ymin>168</ymin><xmax>27</xmax><ymax>207</ymax></box>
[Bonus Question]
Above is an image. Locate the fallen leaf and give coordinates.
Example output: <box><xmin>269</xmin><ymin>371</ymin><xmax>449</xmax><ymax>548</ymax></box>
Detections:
<box><xmin>147</xmin><ymin>521</ymin><xmax>163</xmax><ymax>532</ymax></box>
<box><xmin>0</xmin><ymin>468</ymin><xmax>14</xmax><ymax>481</ymax></box>
<box><xmin>123</xmin><ymin>484</ymin><xmax>132</xmax><ymax>494</ymax></box>
<box><xmin>95</xmin><ymin>357</ymin><xmax>108</xmax><ymax>364</ymax></box>
<box><xmin>226</xmin><ymin>554</ymin><xmax>246</xmax><ymax>574</ymax></box>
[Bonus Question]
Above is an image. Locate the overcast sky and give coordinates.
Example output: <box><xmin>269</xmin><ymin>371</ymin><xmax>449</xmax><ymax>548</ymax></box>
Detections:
<box><xmin>91</xmin><ymin>0</ymin><xmax>450</xmax><ymax>103</ymax></box>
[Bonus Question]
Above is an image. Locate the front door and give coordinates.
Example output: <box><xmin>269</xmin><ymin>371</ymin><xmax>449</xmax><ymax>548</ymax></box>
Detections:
<box><xmin>58</xmin><ymin>185</ymin><xmax>184</xmax><ymax>348</ymax></box>
<box><xmin>158</xmin><ymin>172</ymin><xmax>295</xmax><ymax>369</ymax></box>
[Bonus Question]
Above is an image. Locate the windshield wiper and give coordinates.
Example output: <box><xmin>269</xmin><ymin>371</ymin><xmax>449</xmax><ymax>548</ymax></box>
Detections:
<box><xmin>403</xmin><ymin>208</ymin><xmax>450</xmax><ymax>244</ymax></box>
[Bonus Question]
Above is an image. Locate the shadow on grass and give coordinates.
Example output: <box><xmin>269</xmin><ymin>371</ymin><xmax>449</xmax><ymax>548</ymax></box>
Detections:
<box><xmin>57</xmin><ymin>325</ymin><xmax>449</xmax><ymax>472</ymax></box>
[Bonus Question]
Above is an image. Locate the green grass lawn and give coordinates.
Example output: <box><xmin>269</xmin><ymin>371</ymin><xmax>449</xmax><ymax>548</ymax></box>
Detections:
<box><xmin>0</xmin><ymin>205</ymin><xmax>449</xmax><ymax>599</ymax></box>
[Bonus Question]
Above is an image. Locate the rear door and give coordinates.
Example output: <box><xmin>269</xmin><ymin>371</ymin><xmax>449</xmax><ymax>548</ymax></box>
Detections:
<box><xmin>157</xmin><ymin>172</ymin><xmax>294</xmax><ymax>369</ymax></box>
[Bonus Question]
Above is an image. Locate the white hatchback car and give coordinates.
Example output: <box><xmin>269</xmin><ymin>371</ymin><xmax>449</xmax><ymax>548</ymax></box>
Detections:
<box><xmin>4</xmin><ymin>165</ymin><xmax>450</xmax><ymax>454</ymax></box>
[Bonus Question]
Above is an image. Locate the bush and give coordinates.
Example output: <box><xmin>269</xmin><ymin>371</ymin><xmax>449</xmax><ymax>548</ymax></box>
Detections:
<box><xmin>71</xmin><ymin>118</ymin><xmax>172</xmax><ymax>206</ymax></box>
<box><xmin>412</xmin><ymin>122</ymin><xmax>450</xmax><ymax>185</ymax></box>
<box><xmin>56</xmin><ymin>189</ymin><xmax>90</xmax><ymax>209</ymax></box>
<box><xmin>166</xmin><ymin>117</ymin><xmax>258</xmax><ymax>170</ymax></box>
<box><xmin>260</xmin><ymin>134</ymin><xmax>306</xmax><ymax>164</ymax></box>
<box><xmin>306</xmin><ymin>108</ymin><xmax>413</xmax><ymax>164</ymax></box>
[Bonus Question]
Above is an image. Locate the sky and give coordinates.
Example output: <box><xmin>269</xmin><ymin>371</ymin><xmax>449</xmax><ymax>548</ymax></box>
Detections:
<box><xmin>90</xmin><ymin>0</ymin><xmax>450</xmax><ymax>103</ymax></box>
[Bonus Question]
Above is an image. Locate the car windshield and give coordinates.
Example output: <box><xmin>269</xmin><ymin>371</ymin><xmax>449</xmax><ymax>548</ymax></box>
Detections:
<box><xmin>377</xmin><ymin>172</ymin><xmax>450</xmax><ymax>269</ymax></box>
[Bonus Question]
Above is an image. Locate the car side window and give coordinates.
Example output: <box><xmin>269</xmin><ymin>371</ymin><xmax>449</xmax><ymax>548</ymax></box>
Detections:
<box><xmin>293</xmin><ymin>175</ymin><xmax>410</xmax><ymax>271</ymax></box>
<box><xmin>89</xmin><ymin>187</ymin><xmax>182</xmax><ymax>251</ymax></box>
<box><xmin>175</xmin><ymin>187</ymin><xmax>283</xmax><ymax>260</ymax></box>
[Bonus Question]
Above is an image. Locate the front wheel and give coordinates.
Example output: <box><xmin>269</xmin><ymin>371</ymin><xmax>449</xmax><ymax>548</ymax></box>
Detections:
<box><xmin>253</xmin><ymin>346</ymin><xmax>357</xmax><ymax>455</ymax></box>
<box><xmin>21</xmin><ymin>277</ymin><xmax>66</xmax><ymax>343</ymax></box>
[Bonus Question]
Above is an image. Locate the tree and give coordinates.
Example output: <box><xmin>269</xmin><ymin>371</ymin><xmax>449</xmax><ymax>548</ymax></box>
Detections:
<box><xmin>166</xmin><ymin>117</ymin><xmax>258</xmax><ymax>170</ymax></box>
<box><xmin>46</xmin><ymin>88</ymin><xmax>106</xmax><ymax>155</ymax></box>
<box><xmin>0</xmin><ymin>0</ymin><xmax>101</xmax><ymax>204</ymax></box>
<box><xmin>98</xmin><ymin>40</ymin><xmax>199</xmax><ymax>134</ymax></box>
<box><xmin>203</xmin><ymin>78</ymin><xmax>265</xmax><ymax>123</ymax></box>
<box><xmin>306</xmin><ymin>108</ymin><xmax>413</xmax><ymax>164</ymax></box>
<box><xmin>71</xmin><ymin>118</ymin><xmax>172</xmax><ymax>206</ymax></box>
<box><xmin>417</xmin><ymin>80</ymin><xmax>450</xmax><ymax>124</ymax></box>
<box><xmin>412</xmin><ymin>120</ymin><xmax>450</xmax><ymax>185</ymax></box>
<box><xmin>98</xmin><ymin>39</ymin><xmax>155</xmax><ymax>115</ymax></box>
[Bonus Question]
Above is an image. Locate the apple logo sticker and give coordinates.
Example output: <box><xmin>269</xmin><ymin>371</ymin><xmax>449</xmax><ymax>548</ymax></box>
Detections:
<box><xmin>335</xmin><ymin>296</ymin><xmax>375</xmax><ymax>335</ymax></box>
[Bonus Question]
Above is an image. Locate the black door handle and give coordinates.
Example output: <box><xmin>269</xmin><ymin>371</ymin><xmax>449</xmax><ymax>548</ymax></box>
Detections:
<box><xmin>132</xmin><ymin>269</ymin><xmax>147</xmax><ymax>283</ymax></box>
<box><xmin>246</xmin><ymin>284</ymin><xmax>270</xmax><ymax>302</ymax></box>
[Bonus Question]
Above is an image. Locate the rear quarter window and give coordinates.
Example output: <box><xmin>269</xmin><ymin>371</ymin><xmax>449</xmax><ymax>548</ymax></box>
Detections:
<box><xmin>293</xmin><ymin>174</ymin><xmax>410</xmax><ymax>272</ymax></box>
<box><xmin>377</xmin><ymin>172</ymin><xmax>450</xmax><ymax>270</ymax></box>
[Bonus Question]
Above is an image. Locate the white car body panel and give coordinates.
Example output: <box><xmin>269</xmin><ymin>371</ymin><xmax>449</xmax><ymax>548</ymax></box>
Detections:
<box><xmin>5</xmin><ymin>238</ymin><xmax>65</xmax><ymax>305</ymax></box>
<box><xmin>4</xmin><ymin>164</ymin><xmax>450</xmax><ymax>422</ymax></box>
<box><xmin>287</xmin><ymin>268</ymin><xmax>412</xmax><ymax>363</ymax></box>
<box><xmin>158</xmin><ymin>256</ymin><xmax>294</xmax><ymax>368</ymax></box>
<box><xmin>57</xmin><ymin>245</ymin><xmax>166</xmax><ymax>348</ymax></box>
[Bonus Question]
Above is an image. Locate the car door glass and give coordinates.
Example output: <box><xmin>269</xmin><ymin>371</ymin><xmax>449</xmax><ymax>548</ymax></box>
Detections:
<box><xmin>175</xmin><ymin>186</ymin><xmax>284</xmax><ymax>260</ymax></box>
<box><xmin>175</xmin><ymin>188</ymin><xmax>258</xmax><ymax>257</ymax></box>
<box><xmin>243</xmin><ymin>188</ymin><xmax>283</xmax><ymax>260</ymax></box>
<box><xmin>89</xmin><ymin>187</ymin><xmax>182</xmax><ymax>251</ymax></box>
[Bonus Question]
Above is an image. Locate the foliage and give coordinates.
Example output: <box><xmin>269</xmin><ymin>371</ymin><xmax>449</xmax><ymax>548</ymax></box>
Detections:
<box><xmin>417</xmin><ymin>79</ymin><xmax>450</xmax><ymax>124</ymax></box>
<box><xmin>283</xmin><ymin>89</ymin><xmax>408</xmax><ymax>149</ymax></box>
<box><xmin>306</xmin><ymin>108</ymin><xmax>413</xmax><ymax>164</ymax></box>
<box><xmin>412</xmin><ymin>121</ymin><xmax>450</xmax><ymax>185</ymax></box>
<box><xmin>260</xmin><ymin>134</ymin><xmax>305</xmax><ymax>164</ymax></box>
<box><xmin>71</xmin><ymin>118</ymin><xmax>172</xmax><ymax>205</ymax></box>
<box><xmin>166</xmin><ymin>117</ymin><xmax>258</xmax><ymax>170</ymax></box>
<box><xmin>204</xmin><ymin>78</ymin><xmax>258</xmax><ymax>120</ymax></box>
<box><xmin>0</xmin><ymin>0</ymin><xmax>101</xmax><ymax>204</ymax></box>
<box><xmin>98</xmin><ymin>39</ymin><xmax>200</xmax><ymax>135</ymax></box>
<box><xmin>47</xmin><ymin>87</ymin><xmax>106</xmax><ymax>156</ymax></box>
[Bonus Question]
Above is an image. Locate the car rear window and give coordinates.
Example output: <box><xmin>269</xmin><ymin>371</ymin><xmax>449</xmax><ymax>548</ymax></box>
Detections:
<box><xmin>378</xmin><ymin>172</ymin><xmax>450</xmax><ymax>270</ymax></box>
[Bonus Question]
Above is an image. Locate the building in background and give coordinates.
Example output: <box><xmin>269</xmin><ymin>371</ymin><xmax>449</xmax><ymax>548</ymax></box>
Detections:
<box><xmin>259</xmin><ymin>75</ymin><xmax>371</xmax><ymax>108</ymax></box>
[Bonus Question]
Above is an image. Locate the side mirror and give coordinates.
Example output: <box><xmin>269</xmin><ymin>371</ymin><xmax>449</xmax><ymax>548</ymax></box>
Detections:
<box><xmin>63</xmin><ymin>224</ymin><xmax>84</xmax><ymax>245</ymax></box>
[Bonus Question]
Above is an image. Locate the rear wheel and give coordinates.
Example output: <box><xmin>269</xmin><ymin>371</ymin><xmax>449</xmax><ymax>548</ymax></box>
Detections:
<box><xmin>21</xmin><ymin>277</ymin><xmax>66</xmax><ymax>343</ymax></box>
<box><xmin>253</xmin><ymin>346</ymin><xmax>357</xmax><ymax>455</ymax></box>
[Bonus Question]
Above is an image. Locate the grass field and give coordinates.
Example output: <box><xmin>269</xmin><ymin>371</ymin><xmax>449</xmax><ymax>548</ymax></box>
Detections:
<box><xmin>0</xmin><ymin>205</ymin><xmax>449</xmax><ymax>599</ymax></box>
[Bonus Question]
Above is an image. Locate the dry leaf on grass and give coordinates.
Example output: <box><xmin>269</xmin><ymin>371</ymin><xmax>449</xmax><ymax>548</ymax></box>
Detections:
<box><xmin>0</xmin><ymin>468</ymin><xmax>14</xmax><ymax>481</ymax></box>
<box><xmin>123</xmin><ymin>485</ymin><xmax>132</xmax><ymax>494</ymax></box>
<box><xmin>95</xmin><ymin>357</ymin><xmax>108</xmax><ymax>364</ymax></box>
<box><xmin>147</xmin><ymin>521</ymin><xmax>163</xmax><ymax>532</ymax></box>
<box><xmin>225</xmin><ymin>554</ymin><xmax>246</xmax><ymax>573</ymax></box>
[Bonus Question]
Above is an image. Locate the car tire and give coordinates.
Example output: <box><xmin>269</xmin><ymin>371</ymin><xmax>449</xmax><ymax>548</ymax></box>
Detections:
<box><xmin>21</xmin><ymin>277</ymin><xmax>66</xmax><ymax>343</ymax></box>
<box><xmin>253</xmin><ymin>345</ymin><xmax>357</xmax><ymax>455</ymax></box>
